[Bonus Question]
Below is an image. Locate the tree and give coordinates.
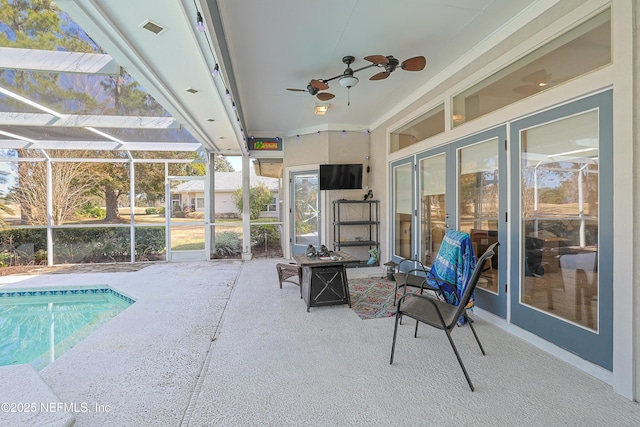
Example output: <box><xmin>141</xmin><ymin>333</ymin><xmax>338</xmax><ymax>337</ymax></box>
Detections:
<box><xmin>10</xmin><ymin>151</ymin><xmax>95</xmax><ymax>225</ymax></box>
<box><xmin>0</xmin><ymin>199</ymin><xmax>14</xmax><ymax>230</ymax></box>
<box><xmin>1</xmin><ymin>1</ymin><xmax>206</xmax><ymax>221</ymax></box>
<box><xmin>214</xmin><ymin>155</ymin><xmax>235</xmax><ymax>172</ymax></box>
<box><xmin>232</xmin><ymin>182</ymin><xmax>273</xmax><ymax>220</ymax></box>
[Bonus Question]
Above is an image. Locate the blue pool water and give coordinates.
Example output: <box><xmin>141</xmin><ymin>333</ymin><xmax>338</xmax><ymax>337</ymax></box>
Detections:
<box><xmin>0</xmin><ymin>287</ymin><xmax>134</xmax><ymax>370</ymax></box>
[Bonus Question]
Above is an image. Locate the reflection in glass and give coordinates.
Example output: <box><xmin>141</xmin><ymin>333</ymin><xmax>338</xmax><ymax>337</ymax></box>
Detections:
<box><xmin>419</xmin><ymin>153</ymin><xmax>446</xmax><ymax>266</ymax></box>
<box><xmin>458</xmin><ymin>139</ymin><xmax>499</xmax><ymax>293</ymax></box>
<box><xmin>293</xmin><ymin>173</ymin><xmax>319</xmax><ymax>247</ymax></box>
<box><xmin>394</xmin><ymin>163</ymin><xmax>412</xmax><ymax>259</ymax></box>
<box><xmin>520</xmin><ymin>110</ymin><xmax>599</xmax><ymax>330</ymax></box>
<box><xmin>452</xmin><ymin>9</ymin><xmax>610</xmax><ymax>126</ymax></box>
<box><xmin>390</xmin><ymin>104</ymin><xmax>445</xmax><ymax>153</ymax></box>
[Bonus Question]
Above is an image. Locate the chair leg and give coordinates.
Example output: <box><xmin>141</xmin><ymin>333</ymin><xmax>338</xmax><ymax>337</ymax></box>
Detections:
<box><xmin>394</xmin><ymin>283</ymin><xmax>399</xmax><ymax>306</ymax></box>
<box><xmin>414</xmin><ymin>320</ymin><xmax>419</xmax><ymax>338</ymax></box>
<box><xmin>464</xmin><ymin>313</ymin><xmax>486</xmax><ymax>355</ymax></box>
<box><xmin>445</xmin><ymin>328</ymin><xmax>475</xmax><ymax>392</ymax></box>
<box><xmin>390</xmin><ymin>311</ymin><xmax>402</xmax><ymax>364</ymax></box>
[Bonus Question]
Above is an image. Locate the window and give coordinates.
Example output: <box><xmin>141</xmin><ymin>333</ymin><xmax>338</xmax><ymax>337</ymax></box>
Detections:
<box><xmin>390</xmin><ymin>104</ymin><xmax>444</xmax><ymax>153</ymax></box>
<box><xmin>452</xmin><ymin>9</ymin><xmax>611</xmax><ymax>126</ymax></box>
<box><xmin>265</xmin><ymin>196</ymin><xmax>277</xmax><ymax>212</ymax></box>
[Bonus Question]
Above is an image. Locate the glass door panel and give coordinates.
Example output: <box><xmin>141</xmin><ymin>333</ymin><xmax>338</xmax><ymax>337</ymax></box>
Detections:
<box><xmin>418</xmin><ymin>153</ymin><xmax>447</xmax><ymax>266</ymax></box>
<box><xmin>510</xmin><ymin>91</ymin><xmax>613</xmax><ymax>370</ymax></box>
<box><xmin>458</xmin><ymin>139</ymin><xmax>499</xmax><ymax>293</ymax></box>
<box><xmin>520</xmin><ymin>111</ymin><xmax>599</xmax><ymax>327</ymax></box>
<box><xmin>290</xmin><ymin>170</ymin><xmax>320</xmax><ymax>254</ymax></box>
<box><xmin>391</xmin><ymin>159</ymin><xmax>414</xmax><ymax>261</ymax></box>
<box><xmin>451</xmin><ymin>126</ymin><xmax>507</xmax><ymax>318</ymax></box>
<box><xmin>167</xmin><ymin>177</ymin><xmax>206</xmax><ymax>261</ymax></box>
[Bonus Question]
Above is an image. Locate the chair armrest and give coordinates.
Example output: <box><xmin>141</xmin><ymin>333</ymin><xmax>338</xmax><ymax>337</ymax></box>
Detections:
<box><xmin>424</xmin><ymin>273</ymin><xmax>461</xmax><ymax>301</ymax></box>
<box><xmin>401</xmin><ymin>269</ymin><xmax>440</xmax><ymax>292</ymax></box>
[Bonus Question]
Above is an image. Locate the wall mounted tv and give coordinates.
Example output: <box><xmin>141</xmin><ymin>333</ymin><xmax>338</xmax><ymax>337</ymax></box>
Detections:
<box><xmin>319</xmin><ymin>163</ymin><xmax>363</xmax><ymax>190</ymax></box>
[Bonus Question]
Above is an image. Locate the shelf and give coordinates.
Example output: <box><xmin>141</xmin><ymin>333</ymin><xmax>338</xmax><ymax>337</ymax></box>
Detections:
<box><xmin>333</xmin><ymin>240</ymin><xmax>377</xmax><ymax>247</ymax></box>
<box><xmin>332</xmin><ymin>220</ymin><xmax>379</xmax><ymax>226</ymax></box>
<box><xmin>333</xmin><ymin>199</ymin><xmax>379</xmax><ymax>265</ymax></box>
<box><xmin>332</xmin><ymin>199</ymin><xmax>376</xmax><ymax>204</ymax></box>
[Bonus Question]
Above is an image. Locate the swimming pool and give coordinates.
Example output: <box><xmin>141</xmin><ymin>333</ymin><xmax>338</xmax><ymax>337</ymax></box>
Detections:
<box><xmin>0</xmin><ymin>286</ymin><xmax>135</xmax><ymax>370</ymax></box>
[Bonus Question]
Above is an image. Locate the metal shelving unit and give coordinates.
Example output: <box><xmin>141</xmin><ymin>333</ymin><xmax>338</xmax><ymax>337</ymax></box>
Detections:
<box><xmin>332</xmin><ymin>199</ymin><xmax>379</xmax><ymax>267</ymax></box>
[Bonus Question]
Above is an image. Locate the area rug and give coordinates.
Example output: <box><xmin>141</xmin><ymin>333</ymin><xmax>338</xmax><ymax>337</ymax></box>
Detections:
<box><xmin>348</xmin><ymin>277</ymin><xmax>416</xmax><ymax>320</ymax></box>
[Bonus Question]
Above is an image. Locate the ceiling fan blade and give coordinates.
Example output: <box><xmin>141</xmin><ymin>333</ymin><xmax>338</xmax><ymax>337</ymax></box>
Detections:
<box><xmin>287</xmin><ymin>88</ymin><xmax>307</xmax><ymax>92</ymax></box>
<box><xmin>513</xmin><ymin>85</ymin><xmax>539</xmax><ymax>95</ymax></box>
<box><xmin>521</xmin><ymin>69</ymin><xmax>551</xmax><ymax>84</ymax></box>
<box><xmin>401</xmin><ymin>56</ymin><xmax>426</xmax><ymax>71</ymax></box>
<box><xmin>316</xmin><ymin>92</ymin><xmax>335</xmax><ymax>101</ymax></box>
<box><xmin>364</xmin><ymin>55</ymin><xmax>388</xmax><ymax>65</ymax></box>
<box><xmin>370</xmin><ymin>71</ymin><xmax>390</xmax><ymax>81</ymax></box>
<box><xmin>310</xmin><ymin>79</ymin><xmax>329</xmax><ymax>90</ymax></box>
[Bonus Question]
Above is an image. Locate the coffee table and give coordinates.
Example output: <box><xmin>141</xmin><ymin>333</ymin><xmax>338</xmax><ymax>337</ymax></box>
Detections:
<box><xmin>292</xmin><ymin>251</ymin><xmax>360</xmax><ymax>312</ymax></box>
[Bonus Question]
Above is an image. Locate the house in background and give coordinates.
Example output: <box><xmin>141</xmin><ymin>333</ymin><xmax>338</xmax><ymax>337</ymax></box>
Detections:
<box><xmin>171</xmin><ymin>169</ymin><xmax>279</xmax><ymax>218</ymax></box>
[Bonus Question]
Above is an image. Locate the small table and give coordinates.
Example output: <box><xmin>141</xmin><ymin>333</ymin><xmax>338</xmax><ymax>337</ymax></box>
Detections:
<box><xmin>292</xmin><ymin>251</ymin><xmax>359</xmax><ymax>312</ymax></box>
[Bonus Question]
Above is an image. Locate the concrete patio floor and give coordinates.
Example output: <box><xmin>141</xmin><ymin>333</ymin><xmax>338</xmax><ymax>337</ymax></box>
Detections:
<box><xmin>0</xmin><ymin>258</ymin><xmax>639</xmax><ymax>426</ymax></box>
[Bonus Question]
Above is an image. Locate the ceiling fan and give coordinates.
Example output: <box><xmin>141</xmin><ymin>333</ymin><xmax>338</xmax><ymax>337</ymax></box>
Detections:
<box><xmin>287</xmin><ymin>54</ymin><xmax>426</xmax><ymax>105</ymax></box>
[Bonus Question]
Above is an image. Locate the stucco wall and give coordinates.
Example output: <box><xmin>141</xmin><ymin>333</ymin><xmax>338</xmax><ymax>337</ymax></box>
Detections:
<box><xmin>283</xmin><ymin>129</ymin><xmax>373</xmax><ymax>260</ymax></box>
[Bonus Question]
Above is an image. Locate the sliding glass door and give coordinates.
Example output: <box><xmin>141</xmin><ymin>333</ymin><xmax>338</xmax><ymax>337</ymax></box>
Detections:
<box><xmin>390</xmin><ymin>158</ymin><xmax>415</xmax><ymax>261</ymax></box>
<box><xmin>509</xmin><ymin>91</ymin><xmax>613</xmax><ymax>369</ymax></box>
<box><xmin>290</xmin><ymin>170</ymin><xmax>320</xmax><ymax>254</ymax></box>
<box><xmin>451</xmin><ymin>127</ymin><xmax>507</xmax><ymax>317</ymax></box>
<box><xmin>390</xmin><ymin>126</ymin><xmax>507</xmax><ymax>318</ymax></box>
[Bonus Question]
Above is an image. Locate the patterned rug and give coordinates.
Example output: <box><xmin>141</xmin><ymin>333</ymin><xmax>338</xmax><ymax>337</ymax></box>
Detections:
<box><xmin>348</xmin><ymin>277</ymin><xmax>416</xmax><ymax>320</ymax></box>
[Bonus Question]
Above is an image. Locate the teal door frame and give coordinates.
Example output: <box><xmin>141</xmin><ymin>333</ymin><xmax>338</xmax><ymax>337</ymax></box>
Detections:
<box><xmin>449</xmin><ymin>125</ymin><xmax>508</xmax><ymax>318</ymax></box>
<box><xmin>389</xmin><ymin>126</ymin><xmax>507</xmax><ymax>319</ymax></box>
<box><xmin>508</xmin><ymin>90</ymin><xmax>613</xmax><ymax>370</ymax></box>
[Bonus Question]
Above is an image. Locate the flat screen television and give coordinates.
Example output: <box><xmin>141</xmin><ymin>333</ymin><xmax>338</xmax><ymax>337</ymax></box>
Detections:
<box><xmin>319</xmin><ymin>164</ymin><xmax>363</xmax><ymax>190</ymax></box>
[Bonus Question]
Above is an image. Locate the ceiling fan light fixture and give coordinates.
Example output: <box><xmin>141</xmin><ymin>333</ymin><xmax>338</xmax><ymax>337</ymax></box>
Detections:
<box><xmin>339</xmin><ymin>75</ymin><xmax>359</xmax><ymax>88</ymax></box>
<box><xmin>314</xmin><ymin>103</ymin><xmax>329</xmax><ymax>116</ymax></box>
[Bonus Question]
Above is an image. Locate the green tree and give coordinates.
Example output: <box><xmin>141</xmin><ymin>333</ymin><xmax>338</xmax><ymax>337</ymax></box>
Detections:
<box><xmin>0</xmin><ymin>199</ymin><xmax>14</xmax><ymax>230</ymax></box>
<box><xmin>1</xmin><ymin>2</ymin><xmax>206</xmax><ymax>221</ymax></box>
<box><xmin>214</xmin><ymin>155</ymin><xmax>235</xmax><ymax>172</ymax></box>
<box><xmin>232</xmin><ymin>182</ymin><xmax>273</xmax><ymax>220</ymax></box>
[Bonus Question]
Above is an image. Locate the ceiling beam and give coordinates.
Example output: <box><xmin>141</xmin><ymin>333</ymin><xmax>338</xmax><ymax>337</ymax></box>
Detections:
<box><xmin>0</xmin><ymin>138</ymin><xmax>202</xmax><ymax>151</ymax></box>
<box><xmin>0</xmin><ymin>112</ymin><xmax>180</xmax><ymax>129</ymax></box>
<box><xmin>0</xmin><ymin>47</ymin><xmax>121</xmax><ymax>75</ymax></box>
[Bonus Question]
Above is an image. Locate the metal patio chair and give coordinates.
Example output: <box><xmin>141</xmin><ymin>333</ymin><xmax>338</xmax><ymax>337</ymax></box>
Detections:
<box><xmin>390</xmin><ymin>242</ymin><xmax>499</xmax><ymax>391</ymax></box>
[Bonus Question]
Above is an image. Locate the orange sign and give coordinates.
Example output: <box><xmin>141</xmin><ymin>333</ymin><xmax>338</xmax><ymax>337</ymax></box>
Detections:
<box><xmin>252</xmin><ymin>140</ymin><xmax>279</xmax><ymax>150</ymax></box>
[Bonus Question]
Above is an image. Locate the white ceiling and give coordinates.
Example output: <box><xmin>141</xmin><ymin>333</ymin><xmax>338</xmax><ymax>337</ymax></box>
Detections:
<box><xmin>57</xmin><ymin>0</ymin><xmax>546</xmax><ymax>154</ymax></box>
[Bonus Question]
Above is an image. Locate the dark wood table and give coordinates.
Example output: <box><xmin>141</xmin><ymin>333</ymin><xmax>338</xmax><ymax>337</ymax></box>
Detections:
<box><xmin>292</xmin><ymin>251</ymin><xmax>360</xmax><ymax>312</ymax></box>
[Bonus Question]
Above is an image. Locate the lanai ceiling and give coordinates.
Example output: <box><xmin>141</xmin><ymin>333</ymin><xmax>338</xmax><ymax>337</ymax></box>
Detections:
<box><xmin>2</xmin><ymin>0</ymin><xmax>551</xmax><ymax>156</ymax></box>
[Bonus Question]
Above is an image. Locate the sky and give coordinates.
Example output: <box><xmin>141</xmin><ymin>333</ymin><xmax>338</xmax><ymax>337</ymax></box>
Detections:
<box><xmin>226</xmin><ymin>156</ymin><xmax>242</xmax><ymax>171</ymax></box>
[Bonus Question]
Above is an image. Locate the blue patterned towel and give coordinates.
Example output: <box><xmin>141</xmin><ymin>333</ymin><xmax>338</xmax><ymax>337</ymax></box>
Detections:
<box><xmin>426</xmin><ymin>230</ymin><xmax>476</xmax><ymax>313</ymax></box>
